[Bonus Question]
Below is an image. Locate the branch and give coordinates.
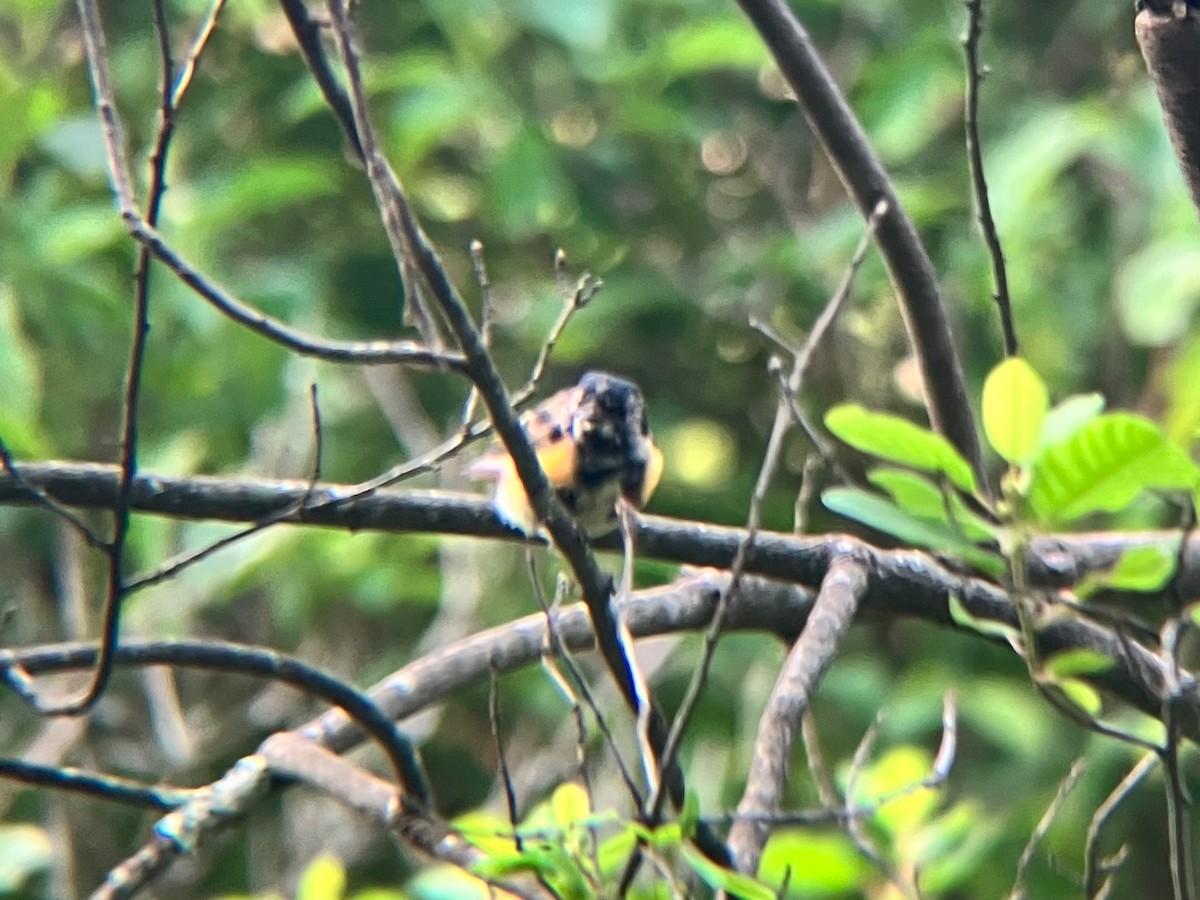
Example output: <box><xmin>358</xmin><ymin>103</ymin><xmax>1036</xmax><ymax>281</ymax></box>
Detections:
<box><xmin>734</xmin><ymin>0</ymin><xmax>986</xmax><ymax>486</ymax></box>
<box><xmin>1135</xmin><ymin>2</ymin><xmax>1200</xmax><ymax>226</ymax></box>
<box><xmin>962</xmin><ymin>0</ymin><xmax>1017</xmax><ymax>356</ymax></box>
<box><xmin>3</xmin><ymin>462</ymin><xmax>1199</xmax><ymax>594</ymax></box>
<box><xmin>728</xmin><ymin>557</ymin><xmax>867</xmax><ymax>873</ymax></box>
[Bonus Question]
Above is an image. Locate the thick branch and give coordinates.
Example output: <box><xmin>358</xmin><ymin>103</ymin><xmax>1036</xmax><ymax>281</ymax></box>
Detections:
<box><xmin>734</xmin><ymin>0</ymin><xmax>985</xmax><ymax>485</ymax></box>
<box><xmin>728</xmin><ymin>557</ymin><xmax>867</xmax><ymax>873</ymax></box>
<box><xmin>1136</xmin><ymin>2</ymin><xmax>1200</xmax><ymax>225</ymax></box>
<box><xmin>2</xmin><ymin>462</ymin><xmax>1197</xmax><ymax>594</ymax></box>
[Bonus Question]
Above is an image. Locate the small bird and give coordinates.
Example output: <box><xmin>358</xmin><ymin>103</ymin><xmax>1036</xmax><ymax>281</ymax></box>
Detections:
<box><xmin>468</xmin><ymin>371</ymin><xmax>664</xmax><ymax>536</ymax></box>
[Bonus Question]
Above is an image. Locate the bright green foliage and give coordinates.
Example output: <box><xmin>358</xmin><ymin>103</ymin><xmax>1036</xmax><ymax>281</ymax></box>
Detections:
<box><xmin>982</xmin><ymin>356</ymin><xmax>1047</xmax><ymax>464</ymax></box>
<box><xmin>822</xmin><ymin>486</ymin><xmax>1004</xmax><ymax>577</ymax></box>
<box><xmin>825</xmin><ymin>359</ymin><xmax>1197</xmax><ymax>575</ymax></box>
<box><xmin>1042</xmin><ymin>649</ymin><xmax>1116</xmax><ymax>678</ymax></box>
<box><xmin>1038</xmin><ymin>393</ymin><xmax>1105</xmax><ymax>450</ymax></box>
<box><xmin>295</xmin><ymin>853</ymin><xmax>349</xmax><ymax>900</ymax></box>
<box><xmin>948</xmin><ymin>592</ymin><xmax>1020</xmax><ymax>644</ymax></box>
<box><xmin>758</xmin><ymin>831</ymin><xmax>871</xmax><ymax>896</ymax></box>
<box><xmin>1075</xmin><ymin>542</ymin><xmax>1179</xmax><ymax>599</ymax></box>
<box><xmin>1029</xmin><ymin>413</ymin><xmax>1199</xmax><ymax>525</ymax></box>
<box><xmin>824</xmin><ymin>404</ymin><xmax>978</xmax><ymax>494</ymax></box>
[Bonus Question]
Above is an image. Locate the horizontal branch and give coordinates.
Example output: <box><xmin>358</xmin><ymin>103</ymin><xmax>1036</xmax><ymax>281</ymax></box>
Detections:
<box><xmin>2</xmin><ymin>461</ymin><xmax>1197</xmax><ymax>596</ymax></box>
<box><xmin>2</xmin><ymin>463</ymin><xmax>1197</xmax><ymax>744</ymax></box>
<box><xmin>4</xmin><ymin>566</ymin><xmax>1197</xmax><ymax>759</ymax></box>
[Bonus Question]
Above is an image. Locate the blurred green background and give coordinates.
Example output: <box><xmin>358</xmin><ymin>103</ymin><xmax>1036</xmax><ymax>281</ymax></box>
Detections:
<box><xmin>2</xmin><ymin>0</ymin><xmax>1199</xmax><ymax>897</ymax></box>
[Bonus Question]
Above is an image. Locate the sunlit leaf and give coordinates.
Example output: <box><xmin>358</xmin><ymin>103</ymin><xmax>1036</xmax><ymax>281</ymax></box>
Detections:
<box><xmin>825</xmin><ymin>405</ymin><xmax>978</xmax><ymax>495</ymax></box>
<box><xmin>758</xmin><ymin>830</ymin><xmax>871</xmax><ymax>894</ymax></box>
<box><xmin>1039</xmin><ymin>393</ymin><xmax>1105</xmax><ymax>450</ymax></box>
<box><xmin>823</xmin><ymin>488</ymin><xmax>1003</xmax><ymax>576</ymax></box>
<box><xmin>662</xmin><ymin>19</ymin><xmax>766</xmax><ymax>76</ymax></box>
<box><xmin>296</xmin><ymin>852</ymin><xmax>347</xmax><ymax>900</ymax></box>
<box><xmin>1043</xmin><ymin>649</ymin><xmax>1115</xmax><ymax>677</ymax></box>
<box><xmin>982</xmin><ymin>357</ymin><xmax>1048</xmax><ymax>464</ymax></box>
<box><xmin>1075</xmin><ymin>543</ymin><xmax>1179</xmax><ymax>599</ymax></box>
<box><xmin>1164</xmin><ymin>330</ymin><xmax>1200</xmax><ymax>447</ymax></box>
<box><xmin>948</xmin><ymin>593</ymin><xmax>1020</xmax><ymax>644</ymax></box>
<box><xmin>1047</xmin><ymin>677</ymin><xmax>1103</xmax><ymax>717</ymax></box>
<box><xmin>868</xmin><ymin>468</ymin><xmax>997</xmax><ymax>542</ymax></box>
<box><xmin>1029</xmin><ymin>413</ymin><xmax>1199</xmax><ymax>524</ymax></box>
<box><xmin>550</xmin><ymin>782</ymin><xmax>590</xmax><ymax>828</ymax></box>
<box><xmin>681</xmin><ymin>846</ymin><xmax>777</xmax><ymax>900</ymax></box>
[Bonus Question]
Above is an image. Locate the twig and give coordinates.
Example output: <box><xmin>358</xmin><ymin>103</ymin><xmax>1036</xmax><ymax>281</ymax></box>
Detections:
<box><xmin>1135</xmin><ymin>2</ymin><xmax>1200</xmax><ymax>225</ymax></box>
<box><xmin>651</xmin><ymin>199</ymin><xmax>885</xmax><ymax>829</ymax></box>
<box><xmin>43</xmin><ymin>0</ymin><xmax>227</xmax><ymax>714</ymax></box>
<box><xmin>278</xmin><ymin>0</ymin><xmax>364</xmax><ymax>160</ymax></box>
<box><xmin>489</xmin><ymin>660</ymin><xmax>523</xmax><ymax>851</ymax></box>
<box><xmin>1161</xmin><ymin>619</ymin><xmax>1196</xmax><ymax>900</ymax></box>
<box><xmin>123</xmin><ymin>385</ymin><xmax>325</xmax><ymax>592</ymax></box>
<box><xmin>4</xmin><ymin>466</ymin><xmax>1200</xmax><ymax>742</ymax></box>
<box><xmin>0</xmin><ymin>758</ymin><xmax>191</xmax><ymax>811</ymax></box>
<box><xmin>527</xmin><ymin>554</ymin><xmax>644</xmax><ymax>811</ymax></box>
<box><xmin>1009</xmin><ymin>758</ymin><xmax>1087</xmax><ymax>900</ymax></box>
<box><xmin>962</xmin><ymin>0</ymin><xmax>1017</xmax><ymax>356</ymax></box>
<box><xmin>1084</xmin><ymin>751</ymin><xmax>1157</xmax><ymax>898</ymax></box>
<box><xmin>0</xmin><ymin>438</ymin><xmax>104</xmax><ymax>549</ymax></box>
<box><xmin>5</xmin><ymin>638</ymin><xmax>432</xmax><ymax>810</ymax></box>
<box><xmin>844</xmin><ymin>714</ymin><xmax>913</xmax><ymax>896</ymax></box>
<box><xmin>324</xmin><ymin>1</ymin><xmax>721</xmax><ymax>860</ymax></box>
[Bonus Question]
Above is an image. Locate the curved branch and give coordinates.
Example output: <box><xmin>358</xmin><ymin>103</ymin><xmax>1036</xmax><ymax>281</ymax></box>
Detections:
<box><xmin>734</xmin><ymin>0</ymin><xmax>985</xmax><ymax>485</ymax></box>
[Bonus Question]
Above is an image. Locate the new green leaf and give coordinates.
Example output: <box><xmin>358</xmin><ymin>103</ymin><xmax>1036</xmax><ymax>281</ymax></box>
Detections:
<box><xmin>982</xmin><ymin>357</ymin><xmax>1048</xmax><ymax>464</ymax></box>
<box><xmin>823</xmin><ymin>488</ymin><xmax>1003</xmax><ymax>577</ymax></box>
<box><xmin>1029</xmin><ymin>413</ymin><xmax>1199</xmax><ymax>525</ymax></box>
<box><xmin>825</xmin><ymin>404</ymin><xmax>978</xmax><ymax>494</ymax></box>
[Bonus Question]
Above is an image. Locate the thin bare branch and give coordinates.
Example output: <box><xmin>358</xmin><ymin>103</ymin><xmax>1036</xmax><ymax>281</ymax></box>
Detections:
<box><xmin>1084</xmin><ymin>751</ymin><xmax>1157</xmax><ymax>898</ymax></box>
<box><xmin>962</xmin><ymin>0</ymin><xmax>1017</xmax><ymax>356</ymax></box>
<box><xmin>1009</xmin><ymin>758</ymin><xmax>1087</xmax><ymax>900</ymax></box>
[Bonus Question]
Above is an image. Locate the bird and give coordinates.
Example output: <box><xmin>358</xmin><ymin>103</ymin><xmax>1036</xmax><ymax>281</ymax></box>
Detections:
<box><xmin>468</xmin><ymin>371</ymin><xmax>664</xmax><ymax>537</ymax></box>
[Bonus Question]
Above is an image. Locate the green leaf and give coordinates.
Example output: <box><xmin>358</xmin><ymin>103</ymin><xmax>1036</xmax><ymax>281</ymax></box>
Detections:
<box><xmin>1029</xmin><ymin>413</ymin><xmax>1200</xmax><ymax>525</ymax></box>
<box><xmin>0</xmin><ymin>824</ymin><xmax>53</xmax><ymax>893</ymax></box>
<box><xmin>550</xmin><ymin>782</ymin><xmax>589</xmax><ymax>828</ymax></box>
<box><xmin>758</xmin><ymin>830</ymin><xmax>871</xmax><ymax>893</ymax></box>
<box><xmin>823</xmin><ymin>488</ymin><xmax>1004</xmax><ymax>577</ymax></box>
<box><xmin>868</xmin><ymin>468</ymin><xmax>998</xmax><ymax>542</ymax></box>
<box><xmin>948</xmin><ymin>593</ymin><xmax>1021</xmax><ymax>643</ymax></box>
<box><xmin>1075</xmin><ymin>543</ymin><xmax>1179</xmax><ymax>599</ymax></box>
<box><xmin>982</xmin><ymin>357</ymin><xmax>1048</xmax><ymax>464</ymax></box>
<box><xmin>681</xmin><ymin>846</ymin><xmax>777</xmax><ymax>900</ymax></box>
<box><xmin>1047</xmin><ymin>677</ymin><xmax>1103</xmax><ymax>717</ymax></box>
<box><xmin>679</xmin><ymin>789</ymin><xmax>700</xmax><ymax>838</ymax></box>
<box><xmin>296</xmin><ymin>852</ymin><xmax>347</xmax><ymax>900</ymax></box>
<box><xmin>1040</xmin><ymin>393</ymin><xmax>1105</xmax><ymax>449</ymax></box>
<box><xmin>1115</xmin><ymin>238</ymin><xmax>1200</xmax><ymax>346</ymax></box>
<box><xmin>1164</xmin><ymin>331</ymin><xmax>1200</xmax><ymax>446</ymax></box>
<box><xmin>662</xmin><ymin>19</ymin><xmax>766</xmax><ymax>76</ymax></box>
<box><xmin>825</xmin><ymin>404</ymin><xmax>978</xmax><ymax>494</ymax></box>
<box><xmin>1042</xmin><ymin>649</ymin><xmax>1115</xmax><ymax>677</ymax></box>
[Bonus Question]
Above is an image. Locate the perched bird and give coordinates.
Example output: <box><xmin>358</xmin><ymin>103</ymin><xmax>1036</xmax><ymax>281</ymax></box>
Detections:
<box><xmin>468</xmin><ymin>371</ymin><xmax>663</xmax><ymax>536</ymax></box>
